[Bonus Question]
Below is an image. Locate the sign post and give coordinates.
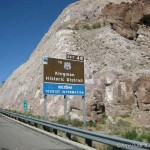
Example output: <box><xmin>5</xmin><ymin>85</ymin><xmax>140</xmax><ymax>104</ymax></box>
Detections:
<box><xmin>66</xmin><ymin>53</ymin><xmax>86</xmax><ymax>126</ymax></box>
<box><xmin>82</xmin><ymin>96</ymin><xmax>86</xmax><ymax>128</ymax></box>
<box><xmin>44</xmin><ymin>95</ymin><xmax>48</xmax><ymax>120</ymax></box>
<box><xmin>64</xmin><ymin>95</ymin><xmax>68</xmax><ymax>121</ymax></box>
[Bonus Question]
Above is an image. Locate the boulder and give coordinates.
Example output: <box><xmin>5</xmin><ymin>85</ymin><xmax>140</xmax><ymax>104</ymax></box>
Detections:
<box><xmin>135</xmin><ymin>75</ymin><xmax>150</xmax><ymax>111</ymax></box>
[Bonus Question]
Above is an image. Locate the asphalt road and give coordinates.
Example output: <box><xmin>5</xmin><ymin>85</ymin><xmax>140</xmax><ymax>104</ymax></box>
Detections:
<box><xmin>0</xmin><ymin>115</ymin><xmax>79</xmax><ymax>150</ymax></box>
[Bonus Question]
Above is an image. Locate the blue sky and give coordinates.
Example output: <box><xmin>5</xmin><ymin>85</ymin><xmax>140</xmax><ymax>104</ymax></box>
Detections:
<box><xmin>0</xmin><ymin>0</ymin><xmax>77</xmax><ymax>85</ymax></box>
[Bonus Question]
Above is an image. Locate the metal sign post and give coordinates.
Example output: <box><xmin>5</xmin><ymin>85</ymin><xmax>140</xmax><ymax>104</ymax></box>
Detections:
<box><xmin>82</xmin><ymin>96</ymin><xmax>86</xmax><ymax>128</ymax></box>
<box><xmin>64</xmin><ymin>95</ymin><xmax>68</xmax><ymax>121</ymax></box>
<box><xmin>44</xmin><ymin>95</ymin><xmax>48</xmax><ymax>120</ymax></box>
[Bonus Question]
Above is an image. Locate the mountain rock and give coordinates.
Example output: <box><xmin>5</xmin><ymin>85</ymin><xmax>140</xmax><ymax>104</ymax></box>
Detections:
<box><xmin>0</xmin><ymin>0</ymin><xmax>149</xmax><ymax>127</ymax></box>
<box><xmin>102</xmin><ymin>0</ymin><xmax>150</xmax><ymax>40</ymax></box>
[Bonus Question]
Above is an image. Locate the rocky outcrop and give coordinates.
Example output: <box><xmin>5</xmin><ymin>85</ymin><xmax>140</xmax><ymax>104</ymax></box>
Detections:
<box><xmin>0</xmin><ymin>0</ymin><xmax>149</xmax><ymax>128</ymax></box>
<box><xmin>68</xmin><ymin>70</ymin><xmax>150</xmax><ymax>127</ymax></box>
<box><xmin>134</xmin><ymin>75</ymin><xmax>150</xmax><ymax>111</ymax></box>
<box><xmin>102</xmin><ymin>0</ymin><xmax>150</xmax><ymax>40</ymax></box>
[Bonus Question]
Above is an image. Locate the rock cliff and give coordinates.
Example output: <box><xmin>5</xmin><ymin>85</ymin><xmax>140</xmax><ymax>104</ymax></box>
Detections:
<box><xmin>0</xmin><ymin>0</ymin><xmax>149</xmax><ymax>127</ymax></box>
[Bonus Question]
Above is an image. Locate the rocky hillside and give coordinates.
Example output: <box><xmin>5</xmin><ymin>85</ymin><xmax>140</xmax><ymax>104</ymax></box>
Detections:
<box><xmin>0</xmin><ymin>0</ymin><xmax>150</xmax><ymax>127</ymax></box>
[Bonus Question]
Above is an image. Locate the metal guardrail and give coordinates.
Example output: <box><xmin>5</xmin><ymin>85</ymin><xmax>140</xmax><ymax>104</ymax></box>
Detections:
<box><xmin>0</xmin><ymin>108</ymin><xmax>149</xmax><ymax>150</ymax></box>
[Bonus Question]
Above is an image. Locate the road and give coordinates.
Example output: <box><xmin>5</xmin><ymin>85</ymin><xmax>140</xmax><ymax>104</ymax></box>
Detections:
<box><xmin>0</xmin><ymin>115</ymin><xmax>80</xmax><ymax>150</ymax></box>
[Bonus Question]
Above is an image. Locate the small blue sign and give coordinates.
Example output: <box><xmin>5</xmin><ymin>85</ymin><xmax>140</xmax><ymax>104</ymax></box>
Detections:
<box><xmin>43</xmin><ymin>82</ymin><xmax>85</xmax><ymax>96</ymax></box>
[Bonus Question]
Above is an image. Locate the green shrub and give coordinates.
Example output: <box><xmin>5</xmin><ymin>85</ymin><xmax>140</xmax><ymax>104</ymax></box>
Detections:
<box><xmin>87</xmin><ymin>120</ymin><xmax>96</xmax><ymax>127</ymax></box>
<box><xmin>92</xmin><ymin>22</ymin><xmax>101</xmax><ymax>29</ymax></box>
<box><xmin>121</xmin><ymin>129</ymin><xmax>150</xmax><ymax>143</ymax></box>
<box><xmin>120</xmin><ymin>114</ymin><xmax>130</xmax><ymax>118</ymax></box>
<box><xmin>116</xmin><ymin>119</ymin><xmax>131</xmax><ymax>127</ymax></box>
<box><xmin>37</xmin><ymin>115</ymin><xmax>43</xmax><ymax>120</ymax></box>
<box><xmin>138</xmin><ymin>132</ymin><xmax>150</xmax><ymax>143</ymax></box>
<box><xmin>83</xmin><ymin>23</ymin><xmax>101</xmax><ymax>30</ymax></box>
<box><xmin>57</xmin><ymin>116</ymin><xmax>68</xmax><ymax>125</ymax></box>
<box><xmin>72</xmin><ymin>136</ymin><xmax>79</xmax><ymax>142</ymax></box>
<box><xmin>70</xmin><ymin>119</ymin><xmax>83</xmax><ymax>127</ymax></box>
<box><xmin>13</xmin><ymin>110</ymin><xmax>17</xmax><ymax>113</ymax></box>
<box><xmin>104</xmin><ymin>146</ymin><xmax>113</xmax><ymax>150</ymax></box>
<box><xmin>83</xmin><ymin>24</ymin><xmax>91</xmax><ymax>30</ymax></box>
<box><xmin>122</xmin><ymin>128</ymin><xmax>138</xmax><ymax>140</ymax></box>
<box><xmin>105</xmin><ymin>46</ymin><xmax>110</xmax><ymax>49</ymax></box>
<box><xmin>99</xmin><ymin>115</ymin><xmax>108</xmax><ymax>124</ymax></box>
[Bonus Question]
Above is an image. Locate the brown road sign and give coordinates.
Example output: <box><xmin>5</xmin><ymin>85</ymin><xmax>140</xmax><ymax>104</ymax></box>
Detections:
<box><xmin>43</xmin><ymin>57</ymin><xmax>84</xmax><ymax>84</ymax></box>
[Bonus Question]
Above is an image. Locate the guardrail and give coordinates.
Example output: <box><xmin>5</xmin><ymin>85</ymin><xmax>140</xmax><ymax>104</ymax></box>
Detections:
<box><xmin>0</xmin><ymin>108</ymin><xmax>149</xmax><ymax>150</ymax></box>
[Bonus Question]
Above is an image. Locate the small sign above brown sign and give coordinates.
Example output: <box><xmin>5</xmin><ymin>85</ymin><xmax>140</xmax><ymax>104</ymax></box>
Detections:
<box><xmin>66</xmin><ymin>53</ymin><xmax>84</xmax><ymax>62</ymax></box>
<box><xmin>43</xmin><ymin>57</ymin><xmax>84</xmax><ymax>84</ymax></box>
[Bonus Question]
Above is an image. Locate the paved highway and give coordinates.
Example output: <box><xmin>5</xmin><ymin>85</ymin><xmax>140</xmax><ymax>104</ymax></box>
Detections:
<box><xmin>0</xmin><ymin>115</ymin><xmax>80</xmax><ymax>150</ymax></box>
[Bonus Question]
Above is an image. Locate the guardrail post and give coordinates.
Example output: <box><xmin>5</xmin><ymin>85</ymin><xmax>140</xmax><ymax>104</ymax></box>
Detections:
<box><xmin>34</xmin><ymin>123</ymin><xmax>38</xmax><ymax>127</ymax></box>
<box><xmin>53</xmin><ymin>129</ymin><xmax>57</xmax><ymax>135</ymax></box>
<box><xmin>43</xmin><ymin>126</ymin><xmax>47</xmax><ymax>131</ymax></box>
<box><xmin>66</xmin><ymin>133</ymin><xmax>71</xmax><ymax>139</ymax></box>
<box><xmin>28</xmin><ymin>121</ymin><xmax>31</xmax><ymax>125</ymax></box>
<box><xmin>85</xmin><ymin>138</ymin><xmax>92</xmax><ymax>147</ymax></box>
<box><xmin>37</xmin><ymin>124</ymin><xmax>43</xmax><ymax>130</ymax></box>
